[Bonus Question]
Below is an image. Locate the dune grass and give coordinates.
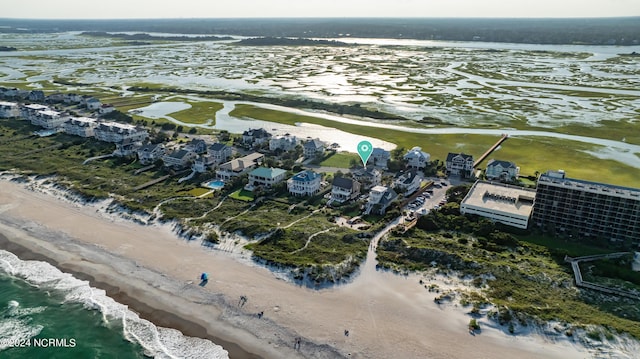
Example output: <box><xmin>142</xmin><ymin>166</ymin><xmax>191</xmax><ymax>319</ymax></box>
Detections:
<box><xmin>378</xmin><ymin>228</ymin><xmax>640</xmax><ymax>340</ymax></box>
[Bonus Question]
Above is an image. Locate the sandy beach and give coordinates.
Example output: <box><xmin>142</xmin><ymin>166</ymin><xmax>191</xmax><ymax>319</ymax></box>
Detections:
<box><xmin>0</xmin><ymin>178</ymin><xmax>592</xmax><ymax>359</ymax></box>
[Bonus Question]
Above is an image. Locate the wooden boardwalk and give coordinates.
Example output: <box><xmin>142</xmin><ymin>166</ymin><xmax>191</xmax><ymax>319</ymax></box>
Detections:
<box><xmin>564</xmin><ymin>253</ymin><xmax>640</xmax><ymax>300</ymax></box>
<box><xmin>473</xmin><ymin>133</ymin><xmax>509</xmax><ymax>168</ymax></box>
<box><xmin>132</xmin><ymin>175</ymin><xmax>171</xmax><ymax>191</ymax></box>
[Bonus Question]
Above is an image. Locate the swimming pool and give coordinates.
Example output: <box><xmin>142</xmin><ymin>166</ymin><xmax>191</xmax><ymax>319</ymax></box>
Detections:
<box><xmin>203</xmin><ymin>179</ymin><xmax>225</xmax><ymax>190</ymax></box>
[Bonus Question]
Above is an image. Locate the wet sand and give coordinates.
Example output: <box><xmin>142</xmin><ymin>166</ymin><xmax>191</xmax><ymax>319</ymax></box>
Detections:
<box><xmin>0</xmin><ymin>178</ymin><xmax>590</xmax><ymax>359</ymax></box>
<box><xmin>0</xmin><ymin>233</ymin><xmax>258</xmax><ymax>359</ymax></box>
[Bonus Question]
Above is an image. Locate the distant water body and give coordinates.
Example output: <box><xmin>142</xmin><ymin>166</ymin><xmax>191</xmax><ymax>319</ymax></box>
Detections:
<box><xmin>0</xmin><ymin>248</ymin><xmax>228</xmax><ymax>359</ymax></box>
<box><xmin>322</xmin><ymin>37</ymin><xmax>640</xmax><ymax>57</ymax></box>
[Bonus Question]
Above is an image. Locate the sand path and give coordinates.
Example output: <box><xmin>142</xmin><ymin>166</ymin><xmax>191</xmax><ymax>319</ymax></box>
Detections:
<box><xmin>0</xmin><ymin>179</ymin><xmax>589</xmax><ymax>359</ymax></box>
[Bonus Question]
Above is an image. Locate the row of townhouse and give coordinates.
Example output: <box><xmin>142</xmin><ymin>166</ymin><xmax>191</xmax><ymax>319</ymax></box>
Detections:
<box><xmin>0</xmin><ymin>101</ymin><xmax>20</xmax><ymax>118</ymax></box>
<box><xmin>94</xmin><ymin>122</ymin><xmax>148</xmax><ymax>143</ymax></box>
<box><xmin>0</xmin><ymin>88</ymin><xmax>111</xmax><ymax>111</ymax></box>
<box><xmin>2</xmin><ymin>100</ymin><xmax>150</xmax><ymax>156</ymax></box>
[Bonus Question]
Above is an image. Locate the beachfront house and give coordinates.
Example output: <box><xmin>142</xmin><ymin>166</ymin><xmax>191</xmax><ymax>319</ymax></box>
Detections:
<box><xmin>28</xmin><ymin>90</ymin><xmax>45</xmax><ymax>102</ymax></box>
<box><xmin>184</xmin><ymin>138</ymin><xmax>208</xmax><ymax>155</ymax></box>
<box><xmin>287</xmin><ymin>170</ymin><xmax>322</xmax><ymax>196</ymax></box>
<box><xmin>63</xmin><ymin>93</ymin><xmax>82</xmax><ymax>104</ymax></box>
<box><xmin>246</xmin><ymin>167</ymin><xmax>287</xmax><ymax>191</ymax></box>
<box><xmin>216</xmin><ymin>152</ymin><xmax>264</xmax><ymax>180</ymax></box>
<box><xmin>86</xmin><ymin>98</ymin><xmax>102</xmax><ymax>111</ymax></box>
<box><xmin>269</xmin><ymin>134</ymin><xmax>299</xmax><ymax>152</ymax></box>
<box><xmin>365</xmin><ymin>185</ymin><xmax>398</xmax><ymax>215</ymax></box>
<box><xmin>31</xmin><ymin>109</ymin><xmax>70</xmax><ymax>129</ymax></box>
<box><xmin>446</xmin><ymin>152</ymin><xmax>474</xmax><ymax>178</ymax></box>
<box><xmin>368</xmin><ymin>147</ymin><xmax>391</xmax><ymax>169</ymax></box>
<box><xmin>63</xmin><ymin>117</ymin><xmax>98</xmax><ymax>137</ymax></box>
<box><xmin>94</xmin><ymin>121</ymin><xmax>149</xmax><ymax>144</ymax></box>
<box><xmin>242</xmin><ymin>128</ymin><xmax>272</xmax><ymax>148</ymax></box>
<box><xmin>207</xmin><ymin>143</ymin><xmax>232</xmax><ymax>164</ymax></box>
<box><xmin>193</xmin><ymin>143</ymin><xmax>233</xmax><ymax>173</ymax></box>
<box><xmin>352</xmin><ymin>167</ymin><xmax>382</xmax><ymax>190</ymax></box>
<box><xmin>137</xmin><ymin>143</ymin><xmax>166</xmax><ymax>165</ymax></box>
<box><xmin>404</xmin><ymin>146</ymin><xmax>430</xmax><ymax>170</ymax></box>
<box><xmin>485</xmin><ymin>159</ymin><xmax>519</xmax><ymax>182</ymax></box>
<box><xmin>99</xmin><ymin>104</ymin><xmax>115</xmax><ymax>115</ymax></box>
<box><xmin>330</xmin><ymin>177</ymin><xmax>361</xmax><ymax>204</ymax></box>
<box><xmin>46</xmin><ymin>93</ymin><xmax>65</xmax><ymax>103</ymax></box>
<box><xmin>0</xmin><ymin>87</ymin><xmax>17</xmax><ymax>98</ymax></box>
<box><xmin>393</xmin><ymin>170</ymin><xmax>423</xmax><ymax>196</ymax></box>
<box><xmin>0</xmin><ymin>101</ymin><xmax>19</xmax><ymax>118</ymax></box>
<box><xmin>114</xmin><ymin>139</ymin><xmax>142</xmax><ymax>157</ymax></box>
<box><xmin>163</xmin><ymin>149</ymin><xmax>198</xmax><ymax>169</ymax></box>
<box><xmin>303</xmin><ymin>138</ymin><xmax>325</xmax><ymax>159</ymax></box>
<box><xmin>20</xmin><ymin>104</ymin><xmax>50</xmax><ymax>122</ymax></box>
<box><xmin>193</xmin><ymin>155</ymin><xmax>214</xmax><ymax>173</ymax></box>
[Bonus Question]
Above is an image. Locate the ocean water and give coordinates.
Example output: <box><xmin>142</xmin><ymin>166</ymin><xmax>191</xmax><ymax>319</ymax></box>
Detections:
<box><xmin>0</xmin><ymin>250</ymin><xmax>228</xmax><ymax>359</ymax></box>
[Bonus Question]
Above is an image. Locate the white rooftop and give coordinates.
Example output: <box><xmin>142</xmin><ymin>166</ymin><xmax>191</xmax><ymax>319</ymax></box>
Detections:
<box><xmin>24</xmin><ymin>104</ymin><xmax>49</xmax><ymax>110</ymax></box>
<box><xmin>462</xmin><ymin>181</ymin><xmax>536</xmax><ymax>217</ymax></box>
<box><xmin>72</xmin><ymin>116</ymin><xmax>97</xmax><ymax>123</ymax></box>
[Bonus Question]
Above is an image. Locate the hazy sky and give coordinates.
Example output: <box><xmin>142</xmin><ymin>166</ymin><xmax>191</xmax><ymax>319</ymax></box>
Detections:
<box><xmin>3</xmin><ymin>0</ymin><xmax>639</xmax><ymax>19</ymax></box>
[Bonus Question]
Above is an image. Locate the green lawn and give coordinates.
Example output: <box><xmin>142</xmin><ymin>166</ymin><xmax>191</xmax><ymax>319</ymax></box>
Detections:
<box><xmin>229</xmin><ymin>189</ymin><xmax>254</xmax><ymax>201</ymax></box>
<box><xmin>188</xmin><ymin>187</ymin><xmax>213</xmax><ymax>197</ymax></box>
<box><xmin>318</xmin><ymin>152</ymin><xmax>359</xmax><ymax>168</ymax></box>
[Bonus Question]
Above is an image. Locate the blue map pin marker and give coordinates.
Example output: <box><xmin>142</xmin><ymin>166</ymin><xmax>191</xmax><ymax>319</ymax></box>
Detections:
<box><xmin>357</xmin><ymin>140</ymin><xmax>373</xmax><ymax>168</ymax></box>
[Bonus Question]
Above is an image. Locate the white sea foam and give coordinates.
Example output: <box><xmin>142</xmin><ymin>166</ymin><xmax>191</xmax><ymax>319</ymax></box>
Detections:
<box><xmin>0</xmin><ymin>250</ymin><xmax>229</xmax><ymax>358</ymax></box>
<box><xmin>0</xmin><ymin>317</ymin><xmax>43</xmax><ymax>351</ymax></box>
<box><xmin>0</xmin><ymin>299</ymin><xmax>44</xmax><ymax>352</ymax></box>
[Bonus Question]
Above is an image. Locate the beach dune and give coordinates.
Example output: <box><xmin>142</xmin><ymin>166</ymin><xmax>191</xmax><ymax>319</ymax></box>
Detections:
<box><xmin>0</xmin><ymin>179</ymin><xmax>589</xmax><ymax>359</ymax></box>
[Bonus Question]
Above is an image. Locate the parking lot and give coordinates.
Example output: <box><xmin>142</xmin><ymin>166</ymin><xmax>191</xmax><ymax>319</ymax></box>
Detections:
<box><xmin>404</xmin><ymin>178</ymin><xmax>452</xmax><ymax>215</ymax></box>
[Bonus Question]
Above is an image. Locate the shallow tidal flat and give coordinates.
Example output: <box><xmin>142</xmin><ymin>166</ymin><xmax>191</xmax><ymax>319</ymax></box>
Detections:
<box><xmin>1</xmin><ymin>33</ymin><xmax>639</xmax><ymax>185</ymax></box>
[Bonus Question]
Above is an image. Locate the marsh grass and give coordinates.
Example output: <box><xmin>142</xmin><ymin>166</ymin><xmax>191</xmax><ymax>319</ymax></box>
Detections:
<box><xmin>230</xmin><ymin>104</ymin><xmax>640</xmax><ymax>186</ymax></box>
<box><xmin>167</xmin><ymin>99</ymin><xmax>223</xmax><ymax>125</ymax></box>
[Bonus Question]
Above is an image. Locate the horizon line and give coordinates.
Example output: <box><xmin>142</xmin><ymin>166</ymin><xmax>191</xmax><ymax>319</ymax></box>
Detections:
<box><xmin>2</xmin><ymin>16</ymin><xmax>640</xmax><ymax>21</ymax></box>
